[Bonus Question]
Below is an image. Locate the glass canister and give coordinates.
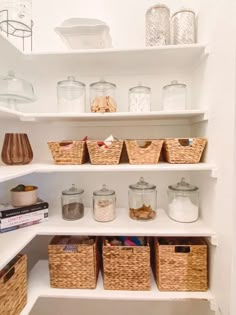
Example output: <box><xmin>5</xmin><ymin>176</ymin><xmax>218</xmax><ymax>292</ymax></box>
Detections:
<box><xmin>61</xmin><ymin>184</ymin><xmax>84</xmax><ymax>220</ymax></box>
<box><xmin>146</xmin><ymin>4</ymin><xmax>170</xmax><ymax>46</ymax></box>
<box><xmin>93</xmin><ymin>184</ymin><xmax>116</xmax><ymax>222</ymax></box>
<box><xmin>162</xmin><ymin>80</ymin><xmax>187</xmax><ymax>110</ymax></box>
<box><xmin>90</xmin><ymin>79</ymin><xmax>117</xmax><ymax>113</ymax></box>
<box><xmin>167</xmin><ymin>178</ymin><xmax>199</xmax><ymax>223</ymax></box>
<box><xmin>129</xmin><ymin>177</ymin><xmax>157</xmax><ymax>221</ymax></box>
<box><xmin>171</xmin><ymin>9</ymin><xmax>196</xmax><ymax>45</ymax></box>
<box><xmin>57</xmin><ymin>76</ymin><xmax>86</xmax><ymax>113</ymax></box>
<box><xmin>129</xmin><ymin>84</ymin><xmax>151</xmax><ymax>112</ymax></box>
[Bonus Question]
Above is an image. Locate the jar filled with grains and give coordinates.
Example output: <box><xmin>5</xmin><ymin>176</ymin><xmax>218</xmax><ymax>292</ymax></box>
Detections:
<box><xmin>129</xmin><ymin>84</ymin><xmax>151</xmax><ymax>112</ymax></box>
<box><xmin>93</xmin><ymin>184</ymin><xmax>116</xmax><ymax>222</ymax></box>
<box><xmin>61</xmin><ymin>184</ymin><xmax>84</xmax><ymax>220</ymax></box>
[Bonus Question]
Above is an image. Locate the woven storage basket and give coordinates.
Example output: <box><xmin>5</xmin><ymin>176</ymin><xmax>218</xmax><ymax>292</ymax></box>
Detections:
<box><xmin>125</xmin><ymin>140</ymin><xmax>163</xmax><ymax>164</ymax></box>
<box><xmin>0</xmin><ymin>255</ymin><xmax>27</xmax><ymax>315</ymax></box>
<box><xmin>103</xmin><ymin>238</ymin><xmax>151</xmax><ymax>290</ymax></box>
<box><xmin>48</xmin><ymin>141</ymin><xmax>87</xmax><ymax>165</ymax></box>
<box><xmin>154</xmin><ymin>237</ymin><xmax>208</xmax><ymax>291</ymax></box>
<box><xmin>87</xmin><ymin>140</ymin><xmax>123</xmax><ymax>165</ymax></box>
<box><xmin>163</xmin><ymin>138</ymin><xmax>207</xmax><ymax>164</ymax></box>
<box><xmin>48</xmin><ymin>236</ymin><xmax>98</xmax><ymax>289</ymax></box>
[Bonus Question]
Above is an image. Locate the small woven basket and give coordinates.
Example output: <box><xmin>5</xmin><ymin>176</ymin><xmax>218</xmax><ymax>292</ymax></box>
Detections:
<box><xmin>0</xmin><ymin>255</ymin><xmax>27</xmax><ymax>315</ymax></box>
<box><xmin>48</xmin><ymin>141</ymin><xmax>87</xmax><ymax>165</ymax></box>
<box><xmin>163</xmin><ymin>138</ymin><xmax>207</xmax><ymax>164</ymax></box>
<box><xmin>125</xmin><ymin>140</ymin><xmax>163</xmax><ymax>164</ymax></box>
<box><xmin>48</xmin><ymin>236</ymin><xmax>98</xmax><ymax>289</ymax></box>
<box><xmin>154</xmin><ymin>237</ymin><xmax>208</xmax><ymax>291</ymax></box>
<box><xmin>103</xmin><ymin>238</ymin><xmax>151</xmax><ymax>290</ymax></box>
<box><xmin>87</xmin><ymin>140</ymin><xmax>123</xmax><ymax>165</ymax></box>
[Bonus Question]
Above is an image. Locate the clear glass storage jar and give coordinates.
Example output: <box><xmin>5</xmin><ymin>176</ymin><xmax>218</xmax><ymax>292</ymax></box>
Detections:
<box><xmin>129</xmin><ymin>84</ymin><xmax>151</xmax><ymax>112</ymax></box>
<box><xmin>167</xmin><ymin>178</ymin><xmax>199</xmax><ymax>223</ymax></box>
<box><xmin>90</xmin><ymin>79</ymin><xmax>117</xmax><ymax>113</ymax></box>
<box><xmin>171</xmin><ymin>9</ymin><xmax>196</xmax><ymax>45</ymax></box>
<box><xmin>57</xmin><ymin>76</ymin><xmax>86</xmax><ymax>113</ymax></box>
<box><xmin>146</xmin><ymin>4</ymin><xmax>170</xmax><ymax>46</ymax></box>
<box><xmin>129</xmin><ymin>177</ymin><xmax>157</xmax><ymax>221</ymax></box>
<box><xmin>162</xmin><ymin>80</ymin><xmax>187</xmax><ymax>110</ymax></box>
<box><xmin>61</xmin><ymin>184</ymin><xmax>84</xmax><ymax>220</ymax></box>
<box><xmin>93</xmin><ymin>184</ymin><xmax>116</xmax><ymax>222</ymax></box>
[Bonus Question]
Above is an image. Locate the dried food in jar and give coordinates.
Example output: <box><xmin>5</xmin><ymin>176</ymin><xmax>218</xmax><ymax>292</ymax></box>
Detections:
<box><xmin>91</xmin><ymin>96</ymin><xmax>117</xmax><ymax>113</ymax></box>
<box><xmin>130</xmin><ymin>204</ymin><xmax>156</xmax><ymax>220</ymax></box>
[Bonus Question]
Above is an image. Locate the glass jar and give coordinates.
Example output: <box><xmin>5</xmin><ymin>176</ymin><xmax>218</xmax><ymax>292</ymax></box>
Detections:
<box><xmin>57</xmin><ymin>76</ymin><xmax>86</xmax><ymax>113</ymax></box>
<box><xmin>171</xmin><ymin>9</ymin><xmax>196</xmax><ymax>45</ymax></box>
<box><xmin>167</xmin><ymin>178</ymin><xmax>199</xmax><ymax>223</ymax></box>
<box><xmin>129</xmin><ymin>84</ymin><xmax>151</xmax><ymax>112</ymax></box>
<box><xmin>93</xmin><ymin>184</ymin><xmax>116</xmax><ymax>222</ymax></box>
<box><xmin>162</xmin><ymin>80</ymin><xmax>187</xmax><ymax>111</ymax></box>
<box><xmin>146</xmin><ymin>4</ymin><xmax>170</xmax><ymax>46</ymax></box>
<box><xmin>90</xmin><ymin>79</ymin><xmax>117</xmax><ymax>113</ymax></box>
<box><xmin>61</xmin><ymin>184</ymin><xmax>84</xmax><ymax>220</ymax></box>
<box><xmin>129</xmin><ymin>177</ymin><xmax>157</xmax><ymax>221</ymax></box>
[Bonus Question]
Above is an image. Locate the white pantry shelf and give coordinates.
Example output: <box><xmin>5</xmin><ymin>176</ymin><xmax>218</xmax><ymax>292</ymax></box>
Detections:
<box><xmin>20</xmin><ymin>260</ymin><xmax>215</xmax><ymax>315</ymax></box>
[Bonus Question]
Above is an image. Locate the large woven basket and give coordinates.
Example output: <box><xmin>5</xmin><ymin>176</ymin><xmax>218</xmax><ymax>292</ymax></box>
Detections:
<box><xmin>163</xmin><ymin>138</ymin><xmax>207</xmax><ymax>164</ymax></box>
<box><xmin>0</xmin><ymin>255</ymin><xmax>27</xmax><ymax>315</ymax></box>
<box><xmin>154</xmin><ymin>237</ymin><xmax>208</xmax><ymax>291</ymax></box>
<box><xmin>48</xmin><ymin>141</ymin><xmax>87</xmax><ymax>165</ymax></box>
<box><xmin>87</xmin><ymin>140</ymin><xmax>123</xmax><ymax>165</ymax></box>
<box><xmin>48</xmin><ymin>236</ymin><xmax>98</xmax><ymax>289</ymax></box>
<box><xmin>103</xmin><ymin>238</ymin><xmax>151</xmax><ymax>290</ymax></box>
<box><xmin>125</xmin><ymin>140</ymin><xmax>163</xmax><ymax>164</ymax></box>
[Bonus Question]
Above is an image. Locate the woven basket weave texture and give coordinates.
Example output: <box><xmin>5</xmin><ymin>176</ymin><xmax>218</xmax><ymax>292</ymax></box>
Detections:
<box><xmin>125</xmin><ymin>140</ymin><xmax>163</xmax><ymax>164</ymax></box>
<box><xmin>87</xmin><ymin>140</ymin><xmax>123</xmax><ymax>165</ymax></box>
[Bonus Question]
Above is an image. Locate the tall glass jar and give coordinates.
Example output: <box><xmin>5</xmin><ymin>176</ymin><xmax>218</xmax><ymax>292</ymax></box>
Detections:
<box><xmin>171</xmin><ymin>9</ymin><xmax>196</xmax><ymax>45</ymax></box>
<box><xmin>162</xmin><ymin>80</ymin><xmax>187</xmax><ymax>110</ymax></box>
<box><xmin>90</xmin><ymin>79</ymin><xmax>117</xmax><ymax>113</ymax></box>
<box><xmin>57</xmin><ymin>76</ymin><xmax>86</xmax><ymax>113</ymax></box>
<box><xmin>61</xmin><ymin>184</ymin><xmax>84</xmax><ymax>220</ymax></box>
<box><xmin>129</xmin><ymin>177</ymin><xmax>157</xmax><ymax>221</ymax></box>
<box><xmin>129</xmin><ymin>84</ymin><xmax>151</xmax><ymax>112</ymax></box>
<box><xmin>93</xmin><ymin>184</ymin><xmax>116</xmax><ymax>222</ymax></box>
<box><xmin>146</xmin><ymin>4</ymin><xmax>170</xmax><ymax>46</ymax></box>
<box><xmin>167</xmin><ymin>178</ymin><xmax>199</xmax><ymax>223</ymax></box>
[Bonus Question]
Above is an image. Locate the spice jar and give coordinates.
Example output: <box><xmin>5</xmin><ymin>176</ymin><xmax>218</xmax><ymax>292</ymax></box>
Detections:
<box><xmin>129</xmin><ymin>177</ymin><xmax>157</xmax><ymax>221</ymax></box>
<box><xmin>146</xmin><ymin>4</ymin><xmax>170</xmax><ymax>46</ymax></box>
<box><xmin>57</xmin><ymin>76</ymin><xmax>86</xmax><ymax>113</ymax></box>
<box><xmin>129</xmin><ymin>84</ymin><xmax>151</xmax><ymax>112</ymax></box>
<box><xmin>93</xmin><ymin>184</ymin><xmax>116</xmax><ymax>222</ymax></box>
<box><xmin>61</xmin><ymin>184</ymin><xmax>84</xmax><ymax>220</ymax></box>
<box><xmin>171</xmin><ymin>9</ymin><xmax>196</xmax><ymax>45</ymax></box>
<box><xmin>162</xmin><ymin>80</ymin><xmax>187</xmax><ymax>111</ymax></box>
<box><xmin>90</xmin><ymin>79</ymin><xmax>117</xmax><ymax>113</ymax></box>
<box><xmin>167</xmin><ymin>178</ymin><xmax>199</xmax><ymax>223</ymax></box>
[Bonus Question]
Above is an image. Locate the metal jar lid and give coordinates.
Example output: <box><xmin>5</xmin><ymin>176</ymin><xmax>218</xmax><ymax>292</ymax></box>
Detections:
<box><xmin>93</xmin><ymin>184</ymin><xmax>115</xmax><ymax>196</ymax></box>
<box><xmin>62</xmin><ymin>184</ymin><xmax>84</xmax><ymax>195</ymax></box>
<box><xmin>129</xmin><ymin>177</ymin><xmax>156</xmax><ymax>191</ymax></box>
<box><xmin>168</xmin><ymin>178</ymin><xmax>198</xmax><ymax>192</ymax></box>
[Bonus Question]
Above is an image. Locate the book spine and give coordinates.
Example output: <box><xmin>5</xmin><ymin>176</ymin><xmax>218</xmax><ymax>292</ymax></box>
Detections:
<box><xmin>0</xmin><ymin>202</ymin><xmax>49</xmax><ymax>219</ymax></box>
<box><xmin>0</xmin><ymin>216</ymin><xmax>48</xmax><ymax>233</ymax></box>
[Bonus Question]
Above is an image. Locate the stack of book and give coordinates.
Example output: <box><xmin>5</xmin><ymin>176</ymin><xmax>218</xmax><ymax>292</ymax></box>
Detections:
<box><xmin>0</xmin><ymin>199</ymin><xmax>49</xmax><ymax>233</ymax></box>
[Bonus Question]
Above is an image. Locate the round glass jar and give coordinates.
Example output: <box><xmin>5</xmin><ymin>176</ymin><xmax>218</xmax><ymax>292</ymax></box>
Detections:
<box><xmin>129</xmin><ymin>177</ymin><xmax>157</xmax><ymax>221</ymax></box>
<box><xmin>57</xmin><ymin>76</ymin><xmax>86</xmax><ymax>113</ymax></box>
<box><xmin>146</xmin><ymin>4</ymin><xmax>170</xmax><ymax>46</ymax></box>
<box><xmin>93</xmin><ymin>184</ymin><xmax>116</xmax><ymax>222</ymax></box>
<box><xmin>129</xmin><ymin>84</ymin><xmax>151</xmax><ymax>112</ymax></box>
<box><xmin>90</xmin><ymin>79</ymin><xmax>117</xmax><ymax>113</ymax></box>
<box><xmin>162</xmin><ymin>80</ymin><xmax>187</xmax><ymax>111</ymax></box>
<box><xmin>61</xmin><ymin>184</ymin><xmax>84</xmax><ymax>220</ymax></box>
<box><xmin>167</xmin><ymin>177</ymin><xmax>199</xmax><ymax>223</ymax></box>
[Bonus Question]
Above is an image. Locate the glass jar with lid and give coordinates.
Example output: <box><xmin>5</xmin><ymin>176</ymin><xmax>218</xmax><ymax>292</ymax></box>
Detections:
<box><xmin>167</xmin><ymin>177</ymin><xmax>199</xmax><ymax>223</ymax></box>
<box><xmin>93</xmin><ymin>184</ymin><xmax>116</xmax><ymax>222</ymax></box>
<box><xmin>162</xmin><ymin>80</ymin><xmax>187</xmax><ymax>111</ymax></box>
<box><xmin>129</xmin><ymin>83</ymin><xmax>151</xmax><ymax>112</ymax></box>
<box><xmin>129</xmin><ymin>177</ymin><xmax>157</xmax><ymax>221</ymax></box>
<box><xmin>61</xmin><ymin>184</ymin><xmax>84</xmax><ymax>220</ymax></box>
<box><xmin>90</xmin><ymin>79</ymin><xmax>117</xmax><ymax>113</ymax></box>
<box><xmin>146</xmin><ymin>4</ymin><xmax>170</xmax><ymax>46</ymax></box>
<box><xmin>57</xmin><ymin>76</ymin><xmax>86</xmax><ymax>113</ymax></box>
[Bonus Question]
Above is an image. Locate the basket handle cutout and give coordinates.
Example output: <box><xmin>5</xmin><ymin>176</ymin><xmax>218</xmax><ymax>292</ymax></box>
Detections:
<box><xmin>178</xmin><ymin>139</ymin><xmax>193</xmax><ymax>147</ymax></box>
<box><xmin>175</xmin><ymin>246</ymin><xmax>190</xmax><ymax>253</ymax></box>
<box><xmin>59</xmin><ymin>142</ymin><xmax>73</xmax><ymax>147</ymax></box>
<box><xmin>136</xmin><ymin>140</ymin><xmax>152</xmax><ymax>149</ymax></box>
<box><xmin>121</xmin><ymin>247</ymin><xmax>134</xmax><ymax>255</ymax></box>
<box><xmin>63</xmin><ymin>245</ymin><xmax>77</xmax><ymax>252</ymax></box>
<box><xmin>3</xmin><ymin>267</ymin><xmax>15</xmax><ymax>283</ymax></box>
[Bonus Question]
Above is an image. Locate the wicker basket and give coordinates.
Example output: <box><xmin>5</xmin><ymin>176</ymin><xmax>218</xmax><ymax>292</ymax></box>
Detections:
<box><xmin>48</xmin><ymin>141</ymin><xmax>87</xmax><ymax>165</ymax></box>
<box><xmin>87</xmin><ymin>140</ymin><xmax>123</xmax><ymax>165</ymax></box>
<box><xmin>0</xmin><ymin>255</ymin><xmax>27</xmax><ymax>315</ymax></box>
<box><xmin>154</xmin><ymin>237</ymin><xmax>208</xmax><ymax>291</ymax></box>
<box><xmin>48</xmin><ymin>236</ymin><xmax>98</xmax><ymax>289</ymax></box>
<box><xmin>103</xmin><ymin>238</ymin><xmax>151</xmax><ymax>290</ymax></box>
<box><xmin>125</xmin><ymin>140</ymin><xmax>163</xmax><ymax>164</ymax></box>
<box><xmin>163</xmin><ymin>138</ymin><xmax>207</xmax><ymax>164</ymax></box>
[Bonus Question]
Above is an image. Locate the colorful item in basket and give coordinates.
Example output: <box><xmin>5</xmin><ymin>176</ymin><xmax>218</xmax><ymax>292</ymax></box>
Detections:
<box><xmin>97</xmin><ymin>134</ymin><xmax>118</xmax><ymax>149</ymax></box>
<box><xmin>105</xmin><ymin>236</ymin><xmax>145</xmax><ymax>246</ymax></box>
<box><xmin>91</xmin><ymin>96</ymin><xmax>117</xmax><ymax>113</ymax></box>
